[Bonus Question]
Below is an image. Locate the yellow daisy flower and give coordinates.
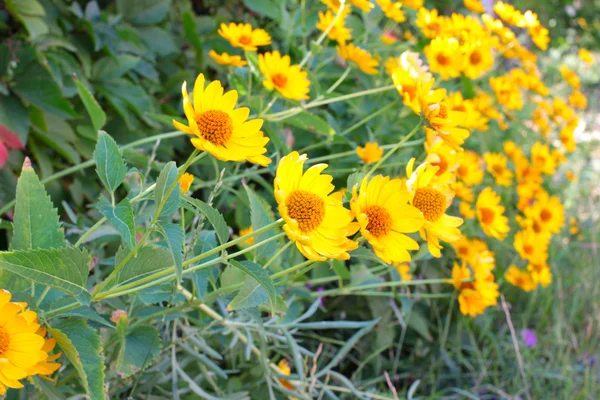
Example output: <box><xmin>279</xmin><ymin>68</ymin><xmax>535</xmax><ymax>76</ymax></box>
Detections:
<box><xmin>381</xmin><ymin>31</ymin><xmax>399</xmax><ymax>45</ymax></box>
<box><xmin>375</xmin><ymin>0</ymin><xmax>406</xmax><ymax>23</ymax></box>
<box><xmin>26</xmin><ymin>327</ymin><xmax>62</xmax><ymax>378</ymax></box>
<box><xmin>459</xmin><ymin>201</ymin><xmax>476</xmax><ymax>219</ymax></box>
<box><xmin>530</xmin><ymin>141</ymin><xmax>556</xmax><ymax>175</ymax></box>
<box><xmin>569</xmin><ymin>217</ymin><xmax>578</xmax><ymax>235</ymax></box>
<box><xmin>208</xmin><ymin>50</ymin><xmax>247</xmax><ymax>67</ymax></box>
<box><xmin>449</xmin><ymin>259</ymin><xmax>499</xmax><ymax>317</ymax></box>
<box><xmin>456</xmin><ymin>151</ymin><xmax>484</xmax><ymax>186</ymax></box>
<box><xmin>400</xmin><ymin>0</ymin><xmax>423</xmax><ymax>9</ymax></box>
<box><xmin>395</xmin><ymin>263</ymin><xmax>413</xmax><ymax>281</ymax></box>
<box><xmin>483</xmin><ymin>152</ymin><xmax>514</xmax><ymax>186</ymax></box>
<box><xmin>425</xmin><ymin>37</ymin><xmax>464</xmax><ymax>80</ymax></box>
<box><xmin>462</xmin><ymin>41</ymin><xmax>494</xmax><ymax>79</ymax></box>
<box><xmin>239</xmin><ymin>226</ymin><xmax>255</xmax><ymax>246</ymax></box>
<box><xmin>351</xmin><ymin>0</ymin><xmax>375</xmax><ymax>12</ymax></box>
<box><xmin>514</xmin><ymin>228</ymin><xmax>549</xmax><ymax>265</ymax></box>
<box><xmin>178</xmin><ymin>172</ymin><xmax>194</xmax><ymax>193</ymax></box>
<box><xmin>350</xmin><ymin>175</ymin><xmax>425</xmax><ymax>265</ymax></box>
<box><xmin>173</xmin><ymin>74</ymin><xmax>271</xmax><ymax>166</ymax></box>
<box><xmin>416</xmin><ymin>8</ymin><xmax>445</xmax><ymax>39</ymax></box>
<box><xmin>452</xmin><ymin>181</ymin><xmax>474</xmax><ymax>202</ymax></box>
<box><xmin>559</xmin><ymin>65</ymin><xmax>580</xmax><ymax>90</ymax></box>
<box><xmin>277</xmin><ymin>359</ymin><xmax>295</xmax><ymax>390</ymax></box>
<box><xmin>258</xmin><ymin>51</ymin><xmax>311</xmax><ymax>101</ymax></box>
<box><xmin>524</xmin><ymin>191</ymin><xmax>564</xmax><ymax>235</ymax></box>
<box><xmin>406</xmin><ymin>159</ymin><xmax>463</xmax><ymax>258</ymax></box>
<box><xmin>316</xmin><ymin>10</ymin><xmax>352</xmax><ymax>43</ymax></box>
<box><xmin>505</xmin><ymin>266</ymin><xmax>536</xmax><ymax>292</ymax></box>
<box><xmin>568</xmin><ymin>90</ymin><xmax>587</xmax><ymax>109</ymax></box>
<box><xmin>489</xmin><ymin>75</ymin><xmax>523</xmax><ymax>110</ymax></box>
<box><xmin>452</xmin><ymin>235</ymin><xmax>489</xmax><ymax>263</ymax></box>
<box><xmin>565</xmin><ymin>170</ymin><xmax>577</xmax><ymax>182</ymax></box>
<box><xmin>0</xmin><ymin>290</ymin><xmax>55</xmax><ymax>395</ymax></box>
<box><xmin>356</xmin><ymin>142</ymin><xmax>384</xmax><ymax>164</ymax></box>
<box><xmin>336</xmin><ymin>43</ymin><xmax>379</xmax><ymax>75</ymax></box>
<box><xmin>464</xmin><ymin>0</ymin><xmax>485</xmax><ymax>13</ymax></box>
<box><xmin>579</xmin><ymin>48</ymin><xmax>594</xmax><ymax>65</ymax></box>
<box><xmin>527</xmin><ymin>261</ymin><xmax>552</xmax><ymax>288</ymax></box>
<box><xmin>476</xmin><ymin>187</ymin><xmax>509</xmax><ymax>240</ymax></box>
<box><xmin>275</xmin><ymin>152</ymin><xmax>358</xmax><ymax>261</ymax></box>
<box><xmin>218</xmin><ymin>22</ymin><xmax>271</xmax><ymax>51</ymax></box>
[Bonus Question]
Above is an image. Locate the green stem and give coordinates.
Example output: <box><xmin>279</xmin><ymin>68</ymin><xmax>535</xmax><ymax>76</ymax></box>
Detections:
<box><xmin>339</xmin><ymin>101</ymin><xmax>397</xmax><ymax>136</ymax></box>
<box><xmin>326</xmin><ymin>67</ymin><xmax>351</xmax><ymax>94</ymax></box>
<box><xmin>45</xmin><ymin>302</ymin><xmax>80</xmax><ymax>319</ymax></box>
<box><xmin>0</xmin><ymin>130</ymin><xmax>186</xmax><ymax>216</ymax></box>
<box><xmin>365</xmin><ymin>119</ymin><xmax>423</xmax><ymax>178</ymax></box>
<box><xmin>36</xmin><ymin>286</ymin><xmax>51</xmax><ymax>307</ymax></box>
<box><xmin>316</xmin><ymin>277</ymin><xmax>464</xmax><ymax>297</ymax></box>
<box><xmin>262</xmin><ymin>240</ymin><xmax>292</xmax><ymax>269</ymax></box>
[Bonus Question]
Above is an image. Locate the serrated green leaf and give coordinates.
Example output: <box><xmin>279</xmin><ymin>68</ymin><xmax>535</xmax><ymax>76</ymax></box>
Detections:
<box><xmin>183</xmin><ymin>196</ymin><xmax>229</xmax><ymax>245</ymax></box>
<box><xmin>244</xmin><ymin>186</ymin><xmax>279</xmax><ymax>264</ymax></box>
<box><xmin>0</xmin><ymin>247</ymin><xmax>92</xmax><ymax>305</ymax></box>
<box><xmin>92</xmin><ymin>54</ymin><xmax>141</xmax><ymax>81</ymax></box>
<box><xmin>114</xmin><ymin>245</ymin><xmax>174</xmax><ymax>286</ymax></box>
<box><xmin>116</xmin><ymin>326</ymin><xmax>162</xmax><ymax>378</ymax></box>
<box><xmin>75</xmin><ymin>78</ymin><xmax>106</xmax><ymax>131</ymax></box>
<box><xmin>157</xmin><ymin>223</ymin><xmax>184</xmax><ymax>282</ymax></box>
<box><xmin>229</xmin><ymin>277</ymin><xmax>269</xmax><ymax>310</ymax></box>
<box><xmin>94</xmin><ymin>131</ymin><xmax>127</xmax><ymax>193</ymax></box>
<box><xmin>155</xmin><ymin>161</ymin><xmax>180</xmax><ymax>218</ymax></box>
<box><xmin>0</xmin><ymin>95</ymin><xmax>29</xmax><ymax>145</ymax></box>
<box><xmin>283</xmin><ymin>111</ymin><xmax>335</xmax><ymax>137</ymax></box>
<box><xmin>12</xmin><ymin>160</ymin><xmax>65</xmax><ymax>251</ymax></box>
<box><xmin>49</xmin><ymin>319</ymin><xmax>106</xmax><ymax>400</ymax></box>
<box><xmin>228</xmin><ymin>260</ymin><xmax>286</xmax><ymax>314</ymax></box>
<box><xmin>96</xmin><ymin>197</ymin><xmax>136</xmax><ymax>250</ymax></box>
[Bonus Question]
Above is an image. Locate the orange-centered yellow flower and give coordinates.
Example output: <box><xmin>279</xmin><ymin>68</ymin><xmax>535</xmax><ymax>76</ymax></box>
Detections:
<box><xmin>476</xmin><ymin>187</ymin><xmax>509</xmax><ymax>240</ymax></box>
<box><xmin>351</xmin><ymin>175</ymin><xmax>425</xmax><ymax>265</ymax></box>
<box><xmin>208</xmin><ymin>50</ymin><xmax>247</xmax><ymax>67</ymax></box>
<box><xmin>275</xmin><ymin>152</ymin><xmax>358</xmax><ymax>261</ymax></box>
<box><xmin>258</xmin><ymin>51</ymin><xmax>311</xmax><ymax>101</ymax></box>
<box><xmin>218</xmin><ymin>22</ymin><xmax>271</xmax><ymax>51</ymax></box>
<box><xmin>356</xmin><ymin>142</ymin><xmax>384</xmax><ymax>164</ymax></box>
<box><xmin>173</xmin><ymin>74</ymin><xmax>271</xmax><ymax>166</ymax></box>
<box><xmin>178</xmin><ymin>173</ymin><xmax>194</xmax><ymax>193</ymax></box>
<box><xmin>505</xmin><ymin>266</ymin><xmax>536</xmax><ymax>292</ymax></box>
<box><xmin>484</xmin><ymin>152</ymin><xmax>513</xmax><ymax>186</ymax></box>
<box><xmin>316</xmin><ymin>10</ymin><xmax>352</xmax><ymax>43</ymax></box>
<box><xmin>336</xmin><ymin>43</ymin><xmax>379</xmax><ymax>75</ymax></box>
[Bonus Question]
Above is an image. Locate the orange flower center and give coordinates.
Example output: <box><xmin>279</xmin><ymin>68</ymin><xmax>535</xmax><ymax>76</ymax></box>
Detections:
<box><xmin>492</xmin><ymin>164</ymin><xmax>505</xmax><ymax>175</ymax></box>
<box><xmin>401</xmin><ymin>84</ymin><xmax>417</xmax><ymax>100</ymax></box>
<box><xmin>239</xmin><ymin>35</ymin><xmax>252</xmax><ymax>45</ymax></box>
<box><xmin>196</xmin><ymin>110</ymin><xmax>233</xmax><ymax>146</ymax></box>
<box><xmin>457</xmin><ymin>165</ymin><xmax>468</xmax><ymax>177</ymax></box>
<box><xmin>479</xmin><ymin>207</ymin><xmax>495</xmax><ymax>224</ymax></box>
<box><xmin>286</xmin><ymin>190</ymin><xmax>325</xmax><ymax>233</ymax></box>
<box><xmin>437</xmin><ymin>103</ymin><xmax>448</xmax><ymax>119</ymax></box>
<box><xmin>271</xmin><ymin>73</ymin><xmax>288</xmax><ymax>88</ymax></box>
<box><xmin>453</xmin><ymin>104</ymin><xmax>467</xmax><ymax>112</ymax></box>
<box><xmin>413</xmin><ymin>187</ymin><xmax>446</xmax><ymax>222</ymax></box>
<box><xmin>523</xmin><ymin>244</ymin><xmax>534</xmax><ymax>255</ymax></box>
<box><xmin>365</xmin><ymin>205</ymin><xmax>392</xmax><ymax>238</ymax></box>
<box><xmin>436</xmin><ymin>53</ymin><xmax>451</xmax><ymax>66</ymax></box>
<box><xmin>458</xmin><ymin>246</ymin><xmax>469</xmax><ymax>256</ymax></box>
<box><xmin>432</xmin><ymin>156</ymin><xmax>449</xmax><ymax>176</ymax></box>
<box><xmin>469</xmin><ymin>50</ymin><xmax>482</xmax><ymax>65</ymax></box>
<box><xmin>0</xmin><ymin>327</ymin><xmax>9</xmax><ymax>356</ymax></box>
<box><xmin>540</xmin><ymin>208</ymin><xmax>552</xmax><ymax>222</ymax></box>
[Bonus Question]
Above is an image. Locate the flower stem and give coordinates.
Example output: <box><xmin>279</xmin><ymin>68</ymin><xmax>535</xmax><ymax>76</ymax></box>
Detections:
<box><xmin>326</xmin><ymin>67</ymin><xmax>351</xmax><ymax>94</ymax></box>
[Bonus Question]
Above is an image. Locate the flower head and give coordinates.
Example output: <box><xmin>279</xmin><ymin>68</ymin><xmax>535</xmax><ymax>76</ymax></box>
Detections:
<box><xmin>505</xmin><ymin>266</ymin><xmax>536</xmax><ymax>292</ymax></box>
<box><xmin>173</xmin><ymin>74</ymin><xmax>271</xmax><ymax>166</ymax></box>
<box><xmin>336</xmin><ymin>43</ymin><xmax>379</xmax><ymax>75</ymax></box>
<box><xmin>178</xmin><ymin>173</ymin><xmax>194</xmax><ymax>193</ymax></box>
<box><xmin>520</xmin><ymin>328</ymin><xmax>538</xmax><ymax>347</ymax></box>
<box><xmin>579</xmin><ymin>48</ymin><xmax>594</xmax><ymax>65</ymax></box>
<box><xmin>275</xmin><ymin>152</ymin><xmax>358</xmax><ymax>261</ymax></box>
<box><xmin>395</xmin><ymin>263</ymin><xmax>413</xmax><ymax>281</ymax></box>
<box><xmin>425</xmin><ymin>37</ymin><xmax>464</xmax><ymax>80</ymax></box>
<box><xmin>476</xmin><ymin>187</ymin><xmax>509</xmax><ymax>240</ymax></box>
<box><xmin>258</xmin><ymin>51</ymin><xmax>311</xmax><ymax>101</ymax></box>
<box><xmin>351</xmin><ymin>175</ymin><xmax>425</xmax><ymax>264</ymax></box>
<box><xmin>208</xmin><ymin>50</ymin><xmax>247</xmax><ymax>67</ymax></box>
<box><xmin>375</xmin><ymin>0</ymin><xmax>406</xmax><ymax>23</ymax></box>
<box><xmin>316</xmin><ymin>10</ymin><xmax>352</xmax><ymax>43</ymax></box>
<box><xmin>356</xmin><ymin>142</ymin><xmax>384</xmax><ymax>164</ymax></box>
<box><xmin>239</xmin><ymin>226</ymin><xmax>255</xmax><ymax>246</ymax></box>
<box><xmin>218</xmin><ymin>22</ymin><xmax>271</xmax><ymax>51</ymax></box>
<box><xmin>464</xmin><ymin>0</ymin><xmax>485</xmax><ymax>13</ymax></box>
<box><xmin>484</xmin><ymin>152</ymin><xmax>513</xmax><ymax>186</ymax></box>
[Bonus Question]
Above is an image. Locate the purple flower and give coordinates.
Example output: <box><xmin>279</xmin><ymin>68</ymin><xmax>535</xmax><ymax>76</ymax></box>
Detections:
<box><xmin>520</xmin><ymin>328</ymin><xmax>537</xmax><ymax>347</ymax></box>
<box><xmin>316</xmin><ymin>287</ymin><xmax>325</xmax><ymax>306</ymax></box>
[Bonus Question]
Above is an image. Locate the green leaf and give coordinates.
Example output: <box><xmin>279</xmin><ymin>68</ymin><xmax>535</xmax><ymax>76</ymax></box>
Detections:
<box><xmin>332</xmin><ymin>259</ymin><xmax>351</xmax><ymax>280</ymax></box>
<box><xmin>228</xmin><ymin>260</ymin><xmax>286</xmax><ymax>314</ymax></box>
<box><xmin>0</xmin><ymin>247</ymin><xmax>92</xmax><ymax>305</ymax></box>
<box><xmin>229</xmin><ymin>277</ymin><xmax>269</xmax><ymax>310</ymax></box>
<box><xmin>6</xmin><ymin>0</ymin><xmax>49</xmax><ymax>40</ymax></box>
<box><xmin>96</xmin><ymin>197</ymin><xmax>136</xmax><ymax>250</ymax></box>
<box><xmin>0</xmin><ymin>95</ymin><xmax>29</xmax><ymax>145</ymax></box>
<box><xmin>154</xmin><ymin>161</ymin><xmax>181</xmax><ymax>218</ymax></box>
<box><xmin>117</xmin><ymin>326</ymin><xmax>162</xmax><ymax>378</ymax></box>
<box><xmin>92</xmin><ymin>54</ymin><xmax>141</xmax><ymax>81</ymax></box>
<box><xmin>461</xmin><ymin>75</ymin><xmax>475</xmax><ymax>100</ymax></box>
<box><xmin>182</xmin><ymin>11</ymin><xmax>202</xmax><ymax>48</ymax></box>
<box><xmin>116</xmin><ymin>0</ymin><xmax>171</xmax><ymax>25</ymax></box>
<box><xmin>93</xmin><ymin>131</ymin><xmax>127</xmax><ymax>193</ymax></box>
<box><xmin>12</xmin><ymin>62</ymin><xmax>75</xmax><ymax>118</ymax></box>
<box><xmin>12</xmin><ymin>159</ymin><xmax>65</xmax><ymax>250</ymax></box>
<box><xmin>283</xmin><ymin>112</ymin><xmax>335</xmax><ymax>137</ymax></box>
<box><xmin>49</xmin><ymin>319</ymin><xmax>106</xmax><ymax>400</ymax></box>
<box><xmin>114</xmin><ymin>245</ymin><xmax>174</xmax><ymax>286</ymax></box>
<box><xmin>183</xmin><ymin>196</ymin><xmax>229</xmax><ymax>245</ymax></box>
<box><xmin>157</xmin><ymin>223</ymin><xmax>184</xmax><ymax>282</ymax></box>
<box><xmin>75</xmin><ymin>78</ymin><xmax>106</xmax><ymax>131</ymax></box>
<box><xmin>244</xmin><ymin>186</ymin><xmax>278</xmax><ymax>264</ymax></box>
<box><xmin>137</xmin><ymin>27</ymin><xmax>177</xmax><ymax>56</ymax></box>
<box><xmin>242</xmin><ymin>0</ymin><xmax>283</xmax><ymax>23</ymax></box>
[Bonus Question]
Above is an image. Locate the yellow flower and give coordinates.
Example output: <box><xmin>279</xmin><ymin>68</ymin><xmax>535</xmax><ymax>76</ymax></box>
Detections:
<box><xmin>568</xmin><ymin>90</ymin><xmax>587</xmax><ymax>109</ymax></box>
<box><xmin>505</xmin><ymin>266</ymin><xmax>536</xmax><ymax>292</ymax></box>
<box><xmin>425</xmin><ymin>37</ymin><xmax>464</xmax><ymax>80</ymax></box>
<box><xmin>218</xmin><ymin>22</ymin><xmax>271</xmax><ymax>51</ymax></box>
<box><xmin>476</xmin><ymin>187</ymin><xmax>509</xmax><ymax>240</ymax></box>
<box><xmin>524</xmin><ymin>191</ymin><xmax>564</xmax><ymax>235</ymax></box>
<box><xmin>464</xmin><ymin>0</ymin><xmax>485</xmax><ymax>13</ymax></box>
<box><xmin>336</xmin><ymin>43</ymin><xmax>379</xmax><ymax>75</ymax></box>
<box><xmin>389</xmin><ymin>52</ymin><xmax>432</xmax><ymax>113</ymax></box>
<box><xmin>178</xmin><ymin>173</ymin><xmax>194</xmax><ymax>193</ymax></box>
<box><xmin>277</xmin><ymin>359</ymin><xmax>295</xmax><ymax>390</ymax></box>
<box><xmin>381</xmin><ymin>31</ymin><xmax>399</xmax><ymax>45</ymax></box>
<box><xmin>527</xmin><ymin>261</ymin><xmax>552</xmax><ymax>287</ymax></box>
<box><xmin>530</xmin><ymin>141</ymin><xmax>556</xmax><ymax>175</ymax></box>
<box><xmin>559</xmin><ymin>65</ymin><xmax>580</xmax><ymax>90</ymax></box>
<box><xmin>275</xmin><ymin>152</ymin><xmax>358</xmax><ymax>261</ymax></box>
<box><xmin>452</xmin><ymin>181</ymin><xmax>474</xmax><ymax>202</ymax></box>
<box><xmin>395</xmin><ymin>263</ymin><xmax>413</xmax><ymax>281</ymax></box>
<box><xmin>560</xmin><ymin>121</ymin><xmax>577</xmax><ymax>153</ymax></box>
<box><xmin>456</xmin><ymin>151</ymin><xmax>484</xmax><ymax>186</ymax></box>
<box><xmin>514</xmin><ymin>228</ymin><xmax>549</xmax><ymax>264</ymax></box>
<box><xmin>375</xmin><ymin>0</ymin><xmax>406</xmax><ymax>23</ymax></box>
<box><xmin>416</xmin><ymin>8</ymin><xmax>445</xmax><ymax>39</ymax></box>
<box><xmin>452</xmin><ymin>235</ymin><xmax>489</xmax><ymax>263</ymax></box>
<box><xmin>569</xmin><ymin>217</ymin><xmax>578</xmax><ymax>235</ymax></box>
<box><xmin>459</xmin><ymin>201</ymin><xmax>475</xmax><ymax>219</ymax></box>
<box><xmin>173</xmin><ymin>74</ymin><xmax>271</xmax><ymax>166</ymax></box>
<box><xmin>418</xmin><ymin>78</ymin><xmax>470</xmax><ymax>151</ymax></box>
<box><xmin>356</xmin><ymin>142</ymin><xmax>384</xmax><ymax>164</ymax></box>
<box><xmin>258</xmin><ymin>51</ymin><xmax>311</xmax><ymax>101</ymax></box>
<box><xmin>400</xmin><ymin>0</ymin><xmax>423</xmax><ymax>9</ymax></box>
<box><xmin>406</xmin><ymin>159</ymin><xmax>463</xmax><ymax>258</ymax></box>
<box><xmin>26</xmin><ymin>327</ymin><xmax>62</xmax><ymax>379</ymax></box>
<box><xmin>529</xmin><ymin>24</ymin><xmax>549</xmax><ymax>50</ymax></box>
<box><xmin>350</xmin><ymin>0</ymin><xmax>375</xmax><ymax>12</ymax></box>
<box><xmin>322</xmin><ymin>0</ymin><xmax>374</xmax><ymax>12</ymax></box>
<box><xmin>239</xmin><ymin>226</ymin><xmax>255</xmax><ymax>246</ymax></box>
<box><xmin>351</xmin><ymin>175</ymin><xmax>425</xmax><ymax>265</ymax></box>
<box><xmin>489</xmin><ymin>75</ymin><xmax>523</xmax><ymax>110</ymax></box>
<box><xmin>462</xmin><ymin>41</ymin><xmax>494</xmax><ymax>79</ymax></box>
<box><xmin>565</xmin><ymin>170</ymin><xmax>577</xmax><ymax>182</ymax></box>
<box><xmin>424</xmin><ymin>141</ymin><xmax>458</xmax><ymax>185</ymax></box>
<box><xmin>449</xmin><ymin>259</ymin><xmax>499</xmax><ymax>317</ymax></box>
<box><xmin>316</xmin><ymin>10</ymin><xmax>352</xmax><ymax>43</ymax></box>
<box><xmin>483</xmin><ymin>152</ymin><xmax>513</xmax><ymax>186</ymax></box>
<box><xmin>579</xmin><ymin>48</ymin><xmax>594</xmax><ymax>65</ymax></box>
<box><xmin>0</xmin><ymin>290</ymin><xmax>58</xmax><ymax>395</ymax></box>
<box><xmin>208</xmin><ymin>50</ymin><xmax>247</xmax><ymax>67</ymax></box>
